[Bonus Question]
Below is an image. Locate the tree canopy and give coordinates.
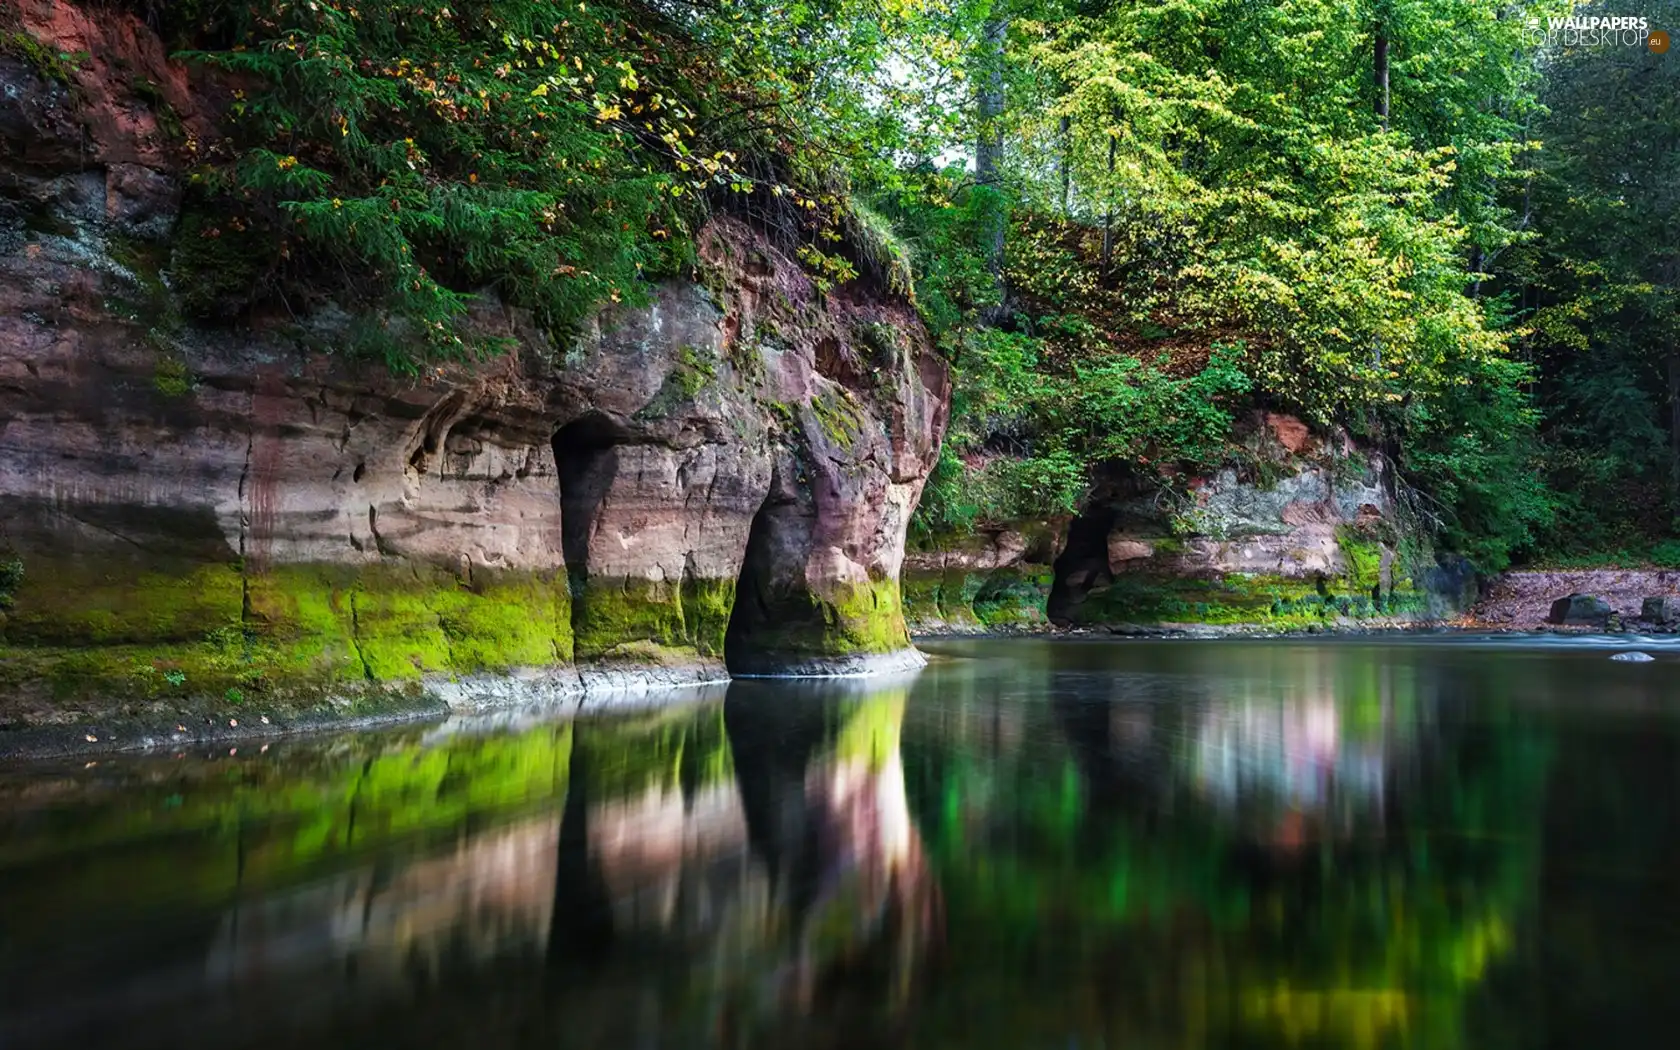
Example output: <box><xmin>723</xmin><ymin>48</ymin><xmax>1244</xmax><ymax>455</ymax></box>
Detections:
<box><xmin>161</xmin><ymin>0</ymin><xmax>1680</xmax><ymax>567</ymax></box>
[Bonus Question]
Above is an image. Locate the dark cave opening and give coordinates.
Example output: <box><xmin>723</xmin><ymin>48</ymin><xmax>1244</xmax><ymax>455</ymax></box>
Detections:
<box><xmin>551</xmin><ymin>413</ymin><xmax>625</xmax><ymax>598</ymax></box>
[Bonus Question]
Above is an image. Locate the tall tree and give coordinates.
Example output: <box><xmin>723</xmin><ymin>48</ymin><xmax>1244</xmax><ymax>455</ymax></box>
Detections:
<box><xmin>974</xmin><ymin>0</ymin><xmax>1012</xmax><ymax>305</ymax></box>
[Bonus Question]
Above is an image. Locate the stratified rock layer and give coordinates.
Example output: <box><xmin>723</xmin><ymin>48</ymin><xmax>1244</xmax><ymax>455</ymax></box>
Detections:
<box><xmin>0</xmin><ymin>2</ymin><xmax>947</xmax><ymax>723</ymax></box>
<box><xmin>906</xmin><ymin>413</ymin><xmax>1471</xmax><ymax>633</ymax></box>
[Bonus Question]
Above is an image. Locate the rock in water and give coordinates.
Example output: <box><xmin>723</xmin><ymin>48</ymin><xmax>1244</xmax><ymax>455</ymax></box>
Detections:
<box><xmin>1610</xmin><ymin>651</ymin><xmax>1656</xmax><ymax>662</ymax></box>
<box><xmin>1548</xmin><ymin>593</ymin><xmax>1613</xmax><ymax>626</ymax></box>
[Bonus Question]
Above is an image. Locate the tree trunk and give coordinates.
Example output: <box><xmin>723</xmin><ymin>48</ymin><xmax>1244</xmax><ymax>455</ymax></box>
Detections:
<box><xmin>1369</xmin><ymin>20</ymin><xmax>1391</xmax><ymax>437</ymax></box>
<box><xmin>1668</xmin><ymin>352</ymin><xmax>1680</xmax><ymax>516</ymax></box>
<box><xmin>1374</xmin><ymin>29</ymin><xmax>1390</xmax><ymax>131</ymax></box>
<box><xmin>975</xmin><ymin>5</ymin><xmax>1008</xmax><ymax>286</ymax></box>
<box><xmin>1059</xmin><ymin>114</ymin><xmax>1071</xmax><ymax>216</ymax></box>
<box><xmin>1100</xmin><ymin>129</ymin><xmax>1116</xmax><ymax>274</ymax></box>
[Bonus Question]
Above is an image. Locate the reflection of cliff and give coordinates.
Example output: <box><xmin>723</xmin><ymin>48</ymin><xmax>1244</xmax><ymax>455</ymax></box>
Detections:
<box><xmin>207</xmin><ymin>818</ymin><xmax>561</xmax><ymax>990</ymax></box>
<box><xmin>101</xmin><ymin>681</ymin><xmax>942</xmax><ymax>1050</ymax></box>
<box><xmin>727</xmin><ymin>683</ymin><xmax>942</xmax><ymax>1017</ymax></box>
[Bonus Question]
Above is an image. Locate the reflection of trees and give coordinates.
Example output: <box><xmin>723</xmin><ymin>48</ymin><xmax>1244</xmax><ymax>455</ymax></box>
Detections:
<box><xmin>1480</xmin><ymin>708</ymin><xmax>1680</xmax><ymax>1047</ymax></box>
<box><xmin>12</xmin><ymin>640</ymin><xmax>1633</xmax><ymax>1050</ymax></box>
<box><xmin>903</xmin><ymin>645</ymin><xmax>1552</xmax><ymax>1050</ymax></box>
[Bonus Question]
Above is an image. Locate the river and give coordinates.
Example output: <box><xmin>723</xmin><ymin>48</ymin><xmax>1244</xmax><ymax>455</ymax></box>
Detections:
<box><xmin>3</xmin><ymin>636</ymin><xmax>1678</xmax><ymax>1048</ymax></box>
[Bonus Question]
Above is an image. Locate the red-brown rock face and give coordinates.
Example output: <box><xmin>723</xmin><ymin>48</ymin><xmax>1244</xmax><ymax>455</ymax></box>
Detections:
<box><xmin>0</xmin><ymin>4</ymin><xmax>948</xmax><ymax>723</ymax></box>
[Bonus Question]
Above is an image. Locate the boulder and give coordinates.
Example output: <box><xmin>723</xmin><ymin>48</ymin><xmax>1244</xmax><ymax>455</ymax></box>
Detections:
<box><xmin>1547</xmin><ymin>593</ymin><xmax>1613</xmax><ymax>626</ymax></box>
<box><xmin>1610</xmin><ymin>651</ymin><xmax>1656</xmax><ymax>662</ymax></box>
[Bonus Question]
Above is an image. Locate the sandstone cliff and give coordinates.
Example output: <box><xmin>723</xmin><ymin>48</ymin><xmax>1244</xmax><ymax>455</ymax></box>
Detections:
<box><xmin>0</xmin><ymin>3</ymin><xmax>948</xmax><ymax>732</ymax></box>
<box><xmin>906</xmin><ymin>413</ymin><xmax>1474</xmax><ymax>633</ymax></box>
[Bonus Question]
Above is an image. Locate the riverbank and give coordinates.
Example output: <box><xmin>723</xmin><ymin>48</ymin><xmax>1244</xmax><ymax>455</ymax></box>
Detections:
<box><xmin>0</xmin><ymin>667</ymin><xmax>745</xmax><ymax>762</ymax></box>
<box><xmin>914</xmin><ymin>565</ymin><xmax>1680</xmax><ymax>639</ymax></box>
<box><xmin>1473</xmin><ymin>569</ymin><xmax>1680</xmax><ymax>627</ymax></box>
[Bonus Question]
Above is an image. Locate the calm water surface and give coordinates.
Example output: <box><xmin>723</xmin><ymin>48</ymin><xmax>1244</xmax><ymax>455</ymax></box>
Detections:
<box><xmin>4</xmin><ymin>636</ymin><xmax>1680</xmax><ymax>1048</ymax></box>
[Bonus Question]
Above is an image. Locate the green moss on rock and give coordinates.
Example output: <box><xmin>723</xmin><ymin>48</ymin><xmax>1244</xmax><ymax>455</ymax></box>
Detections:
<box><xmin>809</xmin><ymin>387</ymin><xmax>867</xmax><ymax>450</ymax></box>
<box><xmin>249</xmin><ymin>563</ymin><xmax>572</xmax><ymax>681</ymax></box>
<box><xmin>735</xmin><ymin>576</ymin><xmax>912</xmax><ymax>661</ymax></box>
<box><xmin>902</xmin><ymin>568</ymin><xmax>982</xmax><ymax>628</ymax></box>
<box><xmin>1070</xmin><ymin>568</ymin><xmax>1425</xmax><ymax>628</ymax></box>
<box><xmin>1336</xmin><ymin>527</ymin><xmax>1386</xmax><ymax>594</ymax></box>
<box><xmin>571</xmin><ymin>574</ymin><xmax>734</xmax><ymax>664</ymax></box>
<box><xmin>972</xmin><ymin>568</ymin><xmax>1053</xmax><ymax>626</ymax></box>
<box><xmin>903</xmin><ymin>565</ymin><xmax>1052</xmax><ymax>628</ymax></box>
<box><xmin>4</xmin><ymin>562</ymin><xmax>245</xmax><ymax>645</ymax></box>
<box><xmin>2</xmin><ymin>560</ymin><xmax>574</xmax><ymax>709</ymax></box>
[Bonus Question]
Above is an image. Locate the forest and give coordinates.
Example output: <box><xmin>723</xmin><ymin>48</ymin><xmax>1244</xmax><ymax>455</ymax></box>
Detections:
<box><xmin>122</xmin><ymin>0</ymin><xmax>1679</xmax><ymax>572</ymax></box>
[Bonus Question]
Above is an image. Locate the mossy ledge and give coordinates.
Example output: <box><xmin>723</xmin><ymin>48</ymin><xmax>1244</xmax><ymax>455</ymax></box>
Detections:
<box><xmin>1063</xmin><ymin>571</ymin><xmax>1428</xmax><ymax>630</ymax></box>
<box><xmin>727</xmin><ymin>576</ymin><xmax>924</xmax><ymax>677</ymax></box>
<box><xmin>903</xmin><ymin>566</ymin><xmax>1055</xmax><ymax>632</ymax></box>
<box><xmin>0</xmin><ymin>559</ymin><xmax>587</xmax><ymax>748</ymax></box>
<box><xmin>0</xmin><ymin>552</ymin><xmax>927</xmax><ymax>753</ymax></box>
<box><xmin>0</xmin><ymin>555</ymin><xmax>733</xmax><ymax>755</ymax></box>
<box><xmin>570</xmin><ymin>574</ymin><xmax>735</xmax><ymax>673</ymax></box>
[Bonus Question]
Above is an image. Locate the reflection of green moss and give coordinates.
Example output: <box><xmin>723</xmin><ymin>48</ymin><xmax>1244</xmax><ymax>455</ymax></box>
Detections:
<box><xmin>915</xmin><ymin>679</ymin><xmax>1554</xmax><ymax>1050</ymax></box>
<box><xmin>581</xmin><ymin>703</ymin><xmax>735</xmax><ymax>796</ymax></box>
<box><xmin>834</xmin><ymin>692</ymin><xmax>906</xmax><ymax>767</ymax></box>
<box><xmin>0</xmin><ymin>722</ymin><xmax>576</xmax><ymax>938</ymax></box>
<box><xmin>571</xmin><ymin>574</ymin><xmax>734</xmax><ymax>663</ymax></box>
<box><xmin>0</xmin><ymin>700</ymin><xmax>751</xmax><ymax>945</ymax></box>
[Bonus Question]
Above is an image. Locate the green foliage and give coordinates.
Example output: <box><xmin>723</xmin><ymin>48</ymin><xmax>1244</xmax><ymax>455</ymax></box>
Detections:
<box><xmin>0</xmin><ymin>550</ymin><xmax>22</xmax><ymax>609</ymax></box>
<box><xmin>1399</xmin><ymin>353</ymin><xmax>1554</xmax><ymax>572</ymax></box>
<box><xmin>1498</xmin><ymin>0</ymin><xmax>1680</xmax><ymax>555</ymax></box>
<box><xmin>172</xmin><ymin>0</ymin><xmax>937</xmax><ymax>365</ymax></box>
<box><xmin>168</xmin><ymin>207</ymin><xmax>283</xmax><ymax>321</ymax></box>
<box><xmin>1067</xmin><ymin>344</ymin><xmax>1251</xmax><ymax>468</ymax></box>
<box><xmin>891</xmin><ymin>0</ymin><xmax>1578</xmax><ymax>559</ymax></box>
<box><xmin>182</xmin><ymin>0</ymin><xmax>693</xmax><ymax>360</ymax></box>
<box><xmin>76</xmin><ymin>0</ymin><xmax>1680</xmax><ymax>567</ymax></box>
<box><xmin>917</xmin><ymin>447</ymin><xmax>1085</xmax><ymax>535</ymax></box>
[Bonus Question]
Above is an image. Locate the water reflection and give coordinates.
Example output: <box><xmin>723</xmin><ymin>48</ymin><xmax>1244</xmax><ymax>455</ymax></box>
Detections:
<box><xmin>3</xmin><ymin>638</ymin><xmax>1680</xmax><ymax>1047</ymax></box>
<box><xmin>0</xmin><ymin>678</ymin><xmax>939</xmax><ymax>1049</ymax></box>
